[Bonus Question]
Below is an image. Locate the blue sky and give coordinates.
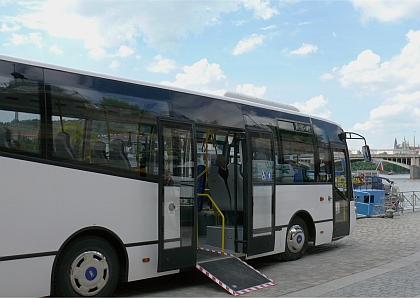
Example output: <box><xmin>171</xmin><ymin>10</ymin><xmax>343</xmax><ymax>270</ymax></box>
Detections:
<box><xmin>1</xmin><ymin>0</ymin><xmax>420</xmax><ymax>150</ymax></box>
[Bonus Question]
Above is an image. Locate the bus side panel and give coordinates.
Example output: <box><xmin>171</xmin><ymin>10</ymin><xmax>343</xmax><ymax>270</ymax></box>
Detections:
<box><xmin>53</xmin><ymin>166</ymin><xmax>159</xmax><ymax>246</ymax></box>
<box><xmin>314</xmin><ymin>222</ymin><xmax>334</xmax><ymax>245</ymax></box>
<box><xmin>126</xmin><ymin>244</ymin><xmax>179</xmax><ymax>282</ymax></box>
<box><xmin>0</xmin><ymin>156</ymin><xmax>161</xmax><ymax>296</ymax></box>
<box><xmin>0</xmin><ymin>156</ymin><xmax>159</xmax><ymax>255</ymax></box>
<box><xmin>0</xmin><ymin>256</ymin><xmax>54</xmax><ymax>297</ymax></box>
<box><xmin>275</xmin><ymin>184</ymin><xmax>333</xmax><ymax>246</ymax></box>
<box><xmin>0</xmin><ymin>156</ymin><xmax>58</xmax><ymax>257</ymax></box>
<box><xmin>274</xmin><ymin>229</ymin><xmax>286</xmax><ymax>252</ymax></box>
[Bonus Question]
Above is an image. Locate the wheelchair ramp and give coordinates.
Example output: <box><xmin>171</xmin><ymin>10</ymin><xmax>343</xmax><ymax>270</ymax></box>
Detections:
<box><xmin>196</xmin><ymin>248</ymin><xmax>276</xmax><ymax>296</ymax></box>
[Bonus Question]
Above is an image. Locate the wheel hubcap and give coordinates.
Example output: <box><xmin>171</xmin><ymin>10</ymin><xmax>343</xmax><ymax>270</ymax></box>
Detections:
<box><xmin>70</xmin><ymin>251</ymin><xmax>109</xmax><ymax>296</ymax></box>
<box><xmin>287</xmin><ymin>224</ymin><xmax>305</xmax><ymax>253</ymax></box>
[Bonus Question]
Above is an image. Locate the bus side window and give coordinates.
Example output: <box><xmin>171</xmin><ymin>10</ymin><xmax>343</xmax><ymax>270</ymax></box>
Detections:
<box><xmin>280</xmin><ymin>139</ymin><xmax>315</xmax><ymax>183</ymax></box>
<box><xmin>318</xmin><ymin>145</ymin><xmax>332</xmax><ymax>182</ymax></box>
<box><xmin>0</xmin><ymin>111</ymin><xmax>40</xmax><ymax>155</ymax></box>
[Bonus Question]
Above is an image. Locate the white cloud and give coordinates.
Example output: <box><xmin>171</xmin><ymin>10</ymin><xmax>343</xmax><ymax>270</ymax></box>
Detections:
<box><xmin>11</xmin><ymin>32</ymin><xmax>43</xmax><ymax>48</ymax></box>
<box><xmin>232</xmin><ymin>20</ymin><xmax>247</xmax><ymax>26</ymax></box>
<box><xmin>109</xmin><ymin>60</ymin><xmax>121</xmax><ymax>70</ymax></box>
<box><xmin>338</xmin><ymin>49</ymin><xmax>381</xmax><ymax>89</ymax></box>
<box><xmin>50</xmin><ymin>44</ymin><xmax>63</xmax><ymax>54</ymax></box>
<box><xmin>13</xmin><ymin>1</ymin><xmax>105</xmax><ymax>49</ymax></box>
<box><xmin>29</xmin><ymin>32</ymin><xmax>43</xmax><ymax>48</ymax></box>
<box><xmin>333</xmin><ymin>29</ymin><xmax>420</xmax><ymax>148</ymax></box>
<box><xmin>11</xmin><ymin>33</ymin><xmax>24</xmax><ymax>45</ymax></box>
<box><xmin>336</xmin><ymin>30</ymin><xmax>420</xmax><ymax>93</ymax></box>
<box><xmin>319</xmin><ymin>73</ymin><xmax>334</xmax><ymax>81</ymax></box>
<box><xmin>103</xmin><ymin>44</ymin><xmax>135</xmax><ymax>58</ymax></box>
<box><xmin>232</xmin><ymin>34</ymin><xmax>265</xmax><ymax>55</ymax></box>
<box><xmin>279</xmin><ymin>0</ymin><xmax>301</xmax><ymax>5</ymax></box>
<box><xmin>243</xmin><ymin>0</ymin><xmax>279</xmax><ymax>20</ymax></box>
<box><xmin>146</xmin><ymin>55</ymin><xmax>177</xmax><ymax>74</ymax></box>
<box><xmin>351</xmin><ymin>0</ymin><xmax>420</xmax><ymax>22</ymax></box>
<box><xmin>236</xmin><ymin>84</ymin><xmax>266</xmax><ymax>98</ymax></box>
<box><xmin>292</xmin><ymin>95</ymin><xmax>331</xmax><ymax>119</ymax></box>
<box><xmin>261</xmin><ymin>25</ymin><xmax>277</xmax><ymax>31</ymax></box>
<box><xmin>161</xmin><ymin>58</ymin><xmax>227</xmax><ymax>91</ymax></box>
<box><xmin>1</xmin><ymin>0</ymin><xmax>285</xmax><ymax>59</ymax></box>
<box><xmin>8</xmin><ymin>0</ymin><xmax>243</xmax><ymax>52</ymax></box>
<box><xmin>114</xmin><ymin>45</ymin><xmax>135</xmax><ymax>58</ymax></box>
<box><xmin>352</xmin><ymin>95</ymin><xmax>420</xmax><ymax>148</ymax></box>
<box><xmin>1</xmin><ymin>23</ymin><xmax>20</xmax><ymax>32</ymax></box>
<box><xmin>287</xmin><ymin>43</ymin><xmax>318</xmax><ymax>56</ymax></box>
<box><xmin>88</xmin><ymin>48</ymin><xmax>107</xmax><ymax>61</ymax></box>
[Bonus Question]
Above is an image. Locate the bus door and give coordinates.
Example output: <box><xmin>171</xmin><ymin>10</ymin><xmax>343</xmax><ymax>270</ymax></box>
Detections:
<box><xmin>245</xmin><ymin>128</ymin><xmax>275</xmax><ymax>256</ymax></box>
<box><xmin>157</xmin><ymin>119</ymin><xmax>197</xmax><ymax>272</ymax></box>
<box><xmin>331</xmin><ymin>144</ymin><xmax>351</xmax><ymax>238</ymax></box>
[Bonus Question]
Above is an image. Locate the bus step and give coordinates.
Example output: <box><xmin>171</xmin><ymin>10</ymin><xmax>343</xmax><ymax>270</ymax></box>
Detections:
<box><xmin>196</xmin><ymin>247</ymin><xmax>276</xmax><ymax>296</ymax></box>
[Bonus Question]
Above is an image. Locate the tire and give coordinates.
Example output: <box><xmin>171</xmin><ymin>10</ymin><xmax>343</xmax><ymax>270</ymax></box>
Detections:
<box><xmin>55</xmin><ymin>236</ymin><xmax>120</xmax><ymax>297</ymax></box>
<box><xmin>281</xmin><ymin>217</ymin><xmax>308</xmax><ymax>261</ymax></box>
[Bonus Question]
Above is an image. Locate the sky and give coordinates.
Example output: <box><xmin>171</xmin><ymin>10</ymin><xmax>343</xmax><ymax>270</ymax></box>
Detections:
<box><xmin>1</xmin><ymin>0</ymin><xmax>420</xmax><ymax>150</ymax></box>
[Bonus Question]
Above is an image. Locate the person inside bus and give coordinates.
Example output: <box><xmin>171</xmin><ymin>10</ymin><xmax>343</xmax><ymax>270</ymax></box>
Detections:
<box><xmin>215</xmin><ymin>154</ymin><xmax>229</xmax><ymax>185</ymax></box>
<box><xmin>163</xmin><ymin>170</ymin><xmax>174</xmax><ymax>186</ymax></box>
<box><xmin>359</xmin><ymin>172</ymin><xmax>365</xmax><ymax>183</ymax></box>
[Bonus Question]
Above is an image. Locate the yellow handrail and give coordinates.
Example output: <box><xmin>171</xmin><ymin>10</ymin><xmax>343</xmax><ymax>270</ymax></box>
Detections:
<box><xmin>197</xmin><ymin>193</ymin><xmax>225</xmax><ymax>252</ymax></box>
<box><xmin>197</xmin><ymin>168</ymin><xmax>207</xmax><ymax>179</ymax></box>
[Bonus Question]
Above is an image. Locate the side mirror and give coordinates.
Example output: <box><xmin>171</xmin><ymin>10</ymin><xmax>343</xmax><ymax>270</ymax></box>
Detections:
<box><xmin>362</xmin><ymin>145</ymin><xmax>371</xmax><ymax>162</ymax></box>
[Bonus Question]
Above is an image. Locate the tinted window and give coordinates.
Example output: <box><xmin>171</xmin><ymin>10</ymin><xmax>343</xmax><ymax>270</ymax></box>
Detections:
<box><xmin>171</xmin><ymin>92</ymin><xmax>244</xmax><ymax>129</ymax></box>
<box><xmin>323</xmin><ymin>121</ymin><xmax>344</xmax><ymax>143</ymax></box>
<box><xmin>43</xmin><ymin>69</ymin><xmax>163</xmax><ymax>178</ymax></box>
<box><xmin>276</xmin><ymin>119</ymin><xmax>315</xmax><ymax>183</ymax></box>
<box><xmin>0</xmin><ymin>60</ymin><xmax>43</xmax><ymax>157</ymax></box>
<box><xmin>312</xmin><ymin>118</ymin><xmax>333</xmax><ymax>182</ymax></box>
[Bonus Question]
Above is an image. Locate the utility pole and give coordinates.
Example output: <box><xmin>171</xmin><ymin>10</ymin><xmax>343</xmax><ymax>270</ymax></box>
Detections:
<box><xmin>412</xmin><ymin>131</ymin><xmax>420</xmax><ymax>179</ymax></box>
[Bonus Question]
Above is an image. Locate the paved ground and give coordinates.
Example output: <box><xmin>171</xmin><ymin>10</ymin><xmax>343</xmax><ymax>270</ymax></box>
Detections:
<box><xmin>114</xmin><ymin>210</ymin><xmax>420</xmax><ymax>297</ymax></box>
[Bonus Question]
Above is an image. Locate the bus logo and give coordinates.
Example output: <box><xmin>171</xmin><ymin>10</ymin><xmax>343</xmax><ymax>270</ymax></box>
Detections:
<box><xmin>85</xmin><ymin>267</ymin><xmax>97</xmax><ymax>281</ymax></box>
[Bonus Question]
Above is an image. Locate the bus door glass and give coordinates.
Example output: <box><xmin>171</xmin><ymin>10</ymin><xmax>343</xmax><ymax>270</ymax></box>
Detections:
<box><xmin>158</xmin><ymin>119</ymin><xmax>196</xmax><ymax>272</ymax></box>
<box><xmin>332</xmin><ymin>144</ymin><xmax>350</xmax><ymax>238</ymax></box>
<box><xmin>245</xmin><ymin>128</ymin><xmax>275</xmax><ymax>256</ymax></box>
<box><xmin>228</xmin><ymin>134</ymin><xmax>244</xmax><ymax>226</ymax></box>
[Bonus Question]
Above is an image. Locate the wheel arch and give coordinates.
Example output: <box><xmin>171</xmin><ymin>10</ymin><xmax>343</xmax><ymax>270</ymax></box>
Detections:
<box><xmin>290</xmin><ymin>210</ymin><xmax>315</xmax><ymax>243</ymax></box>
<box><xmin>50</xmin><ymin>226</ymin><xmax>129</xmax><ymax>296</ymax></box>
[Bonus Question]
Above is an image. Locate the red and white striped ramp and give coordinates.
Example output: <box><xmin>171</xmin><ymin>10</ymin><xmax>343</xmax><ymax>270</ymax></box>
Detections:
<box><xmin>196</xmin><ymin>247</ymin><xmax>276</xmax><ymax>296</ymax></box>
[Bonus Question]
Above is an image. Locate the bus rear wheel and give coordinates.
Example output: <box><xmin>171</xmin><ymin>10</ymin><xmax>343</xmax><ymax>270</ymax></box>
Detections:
<box><xmin>281</xmin><ymin>217</ymin><xmax>308</xmax><ymax>261</ymax></box>
<box><xmin>55</xmin><ymin>236</ymin><xmax>120</xmax><ymax>297</ymax></box>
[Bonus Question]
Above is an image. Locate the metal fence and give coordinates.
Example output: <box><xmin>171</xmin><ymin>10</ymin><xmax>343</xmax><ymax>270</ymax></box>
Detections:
<box><xmin>397</xmin><ymin>191</ymin><xmax>420</xmax><ymax>213</ymax></box>
<box><xmin>355</xmin><ymin>191</ymin><xmax>420</xmax><ymax>217</ymax></box>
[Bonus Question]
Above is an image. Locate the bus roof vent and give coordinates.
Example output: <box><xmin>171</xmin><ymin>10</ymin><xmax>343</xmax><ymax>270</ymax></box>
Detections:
<box><xmin>223</xmin><ymin>91</ymin><xmax>300</xmax><ymax>112</ymax></box>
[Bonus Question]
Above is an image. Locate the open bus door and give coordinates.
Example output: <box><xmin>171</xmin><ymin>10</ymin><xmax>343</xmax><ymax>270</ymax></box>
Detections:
<box><xmin>331</xmin><ymin>143</ymin><xmax>351</xmax><ymax>238</ymax></box>
<box><xmin>244</xmin><ymin>128</ymin><xmax>276</xmax><ymax>256</ymax></box>
<box><xmin>157</xmin><ymin>118</ymin><xmax>197</xmax><ymax>272</ymax></box>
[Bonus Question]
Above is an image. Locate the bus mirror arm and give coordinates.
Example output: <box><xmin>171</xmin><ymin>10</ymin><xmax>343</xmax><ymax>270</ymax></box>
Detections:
<box><xmin>339</xmin><ymin>132</ymin><xmax>372</xmax><ymax>162</ymax></box>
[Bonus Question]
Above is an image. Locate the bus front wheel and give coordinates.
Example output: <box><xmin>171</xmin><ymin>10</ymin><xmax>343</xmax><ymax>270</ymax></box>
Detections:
<box><xmin>55</xmin><ymin>236</ymin><xmax>120</xmax><ymax>297</ymax></box>
<box><xmin>281</xmin><ymin>217</ymin><xmax>308</xmax><ymax>261</ymax></box>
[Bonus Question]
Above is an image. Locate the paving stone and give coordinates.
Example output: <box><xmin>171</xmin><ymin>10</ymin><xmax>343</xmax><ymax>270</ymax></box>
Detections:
<box><xmin>114</xmin><ymin>212</ymin><xmax>420</xmax><ymax>297</ymax></box>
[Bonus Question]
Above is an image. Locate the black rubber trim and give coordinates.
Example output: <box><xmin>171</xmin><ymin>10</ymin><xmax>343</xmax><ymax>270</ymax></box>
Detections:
<box><xmin>0</xmin><ymin>251</ymin><xmax>57</xmax><ymax>261</ymax></box>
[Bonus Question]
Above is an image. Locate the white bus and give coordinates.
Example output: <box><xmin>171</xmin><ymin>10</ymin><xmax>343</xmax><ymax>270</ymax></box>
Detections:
<box><xmin>0</xmin><ymin>55</ymin><xmax>371</xmax><ymax>297</ymax></box>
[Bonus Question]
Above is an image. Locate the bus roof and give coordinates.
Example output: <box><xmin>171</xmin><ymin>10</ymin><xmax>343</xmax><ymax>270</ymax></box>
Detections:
<box><xmin>0</xmin><ymin>54</ymin><xmax>341</xmax><ymax>128</ymax></box>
